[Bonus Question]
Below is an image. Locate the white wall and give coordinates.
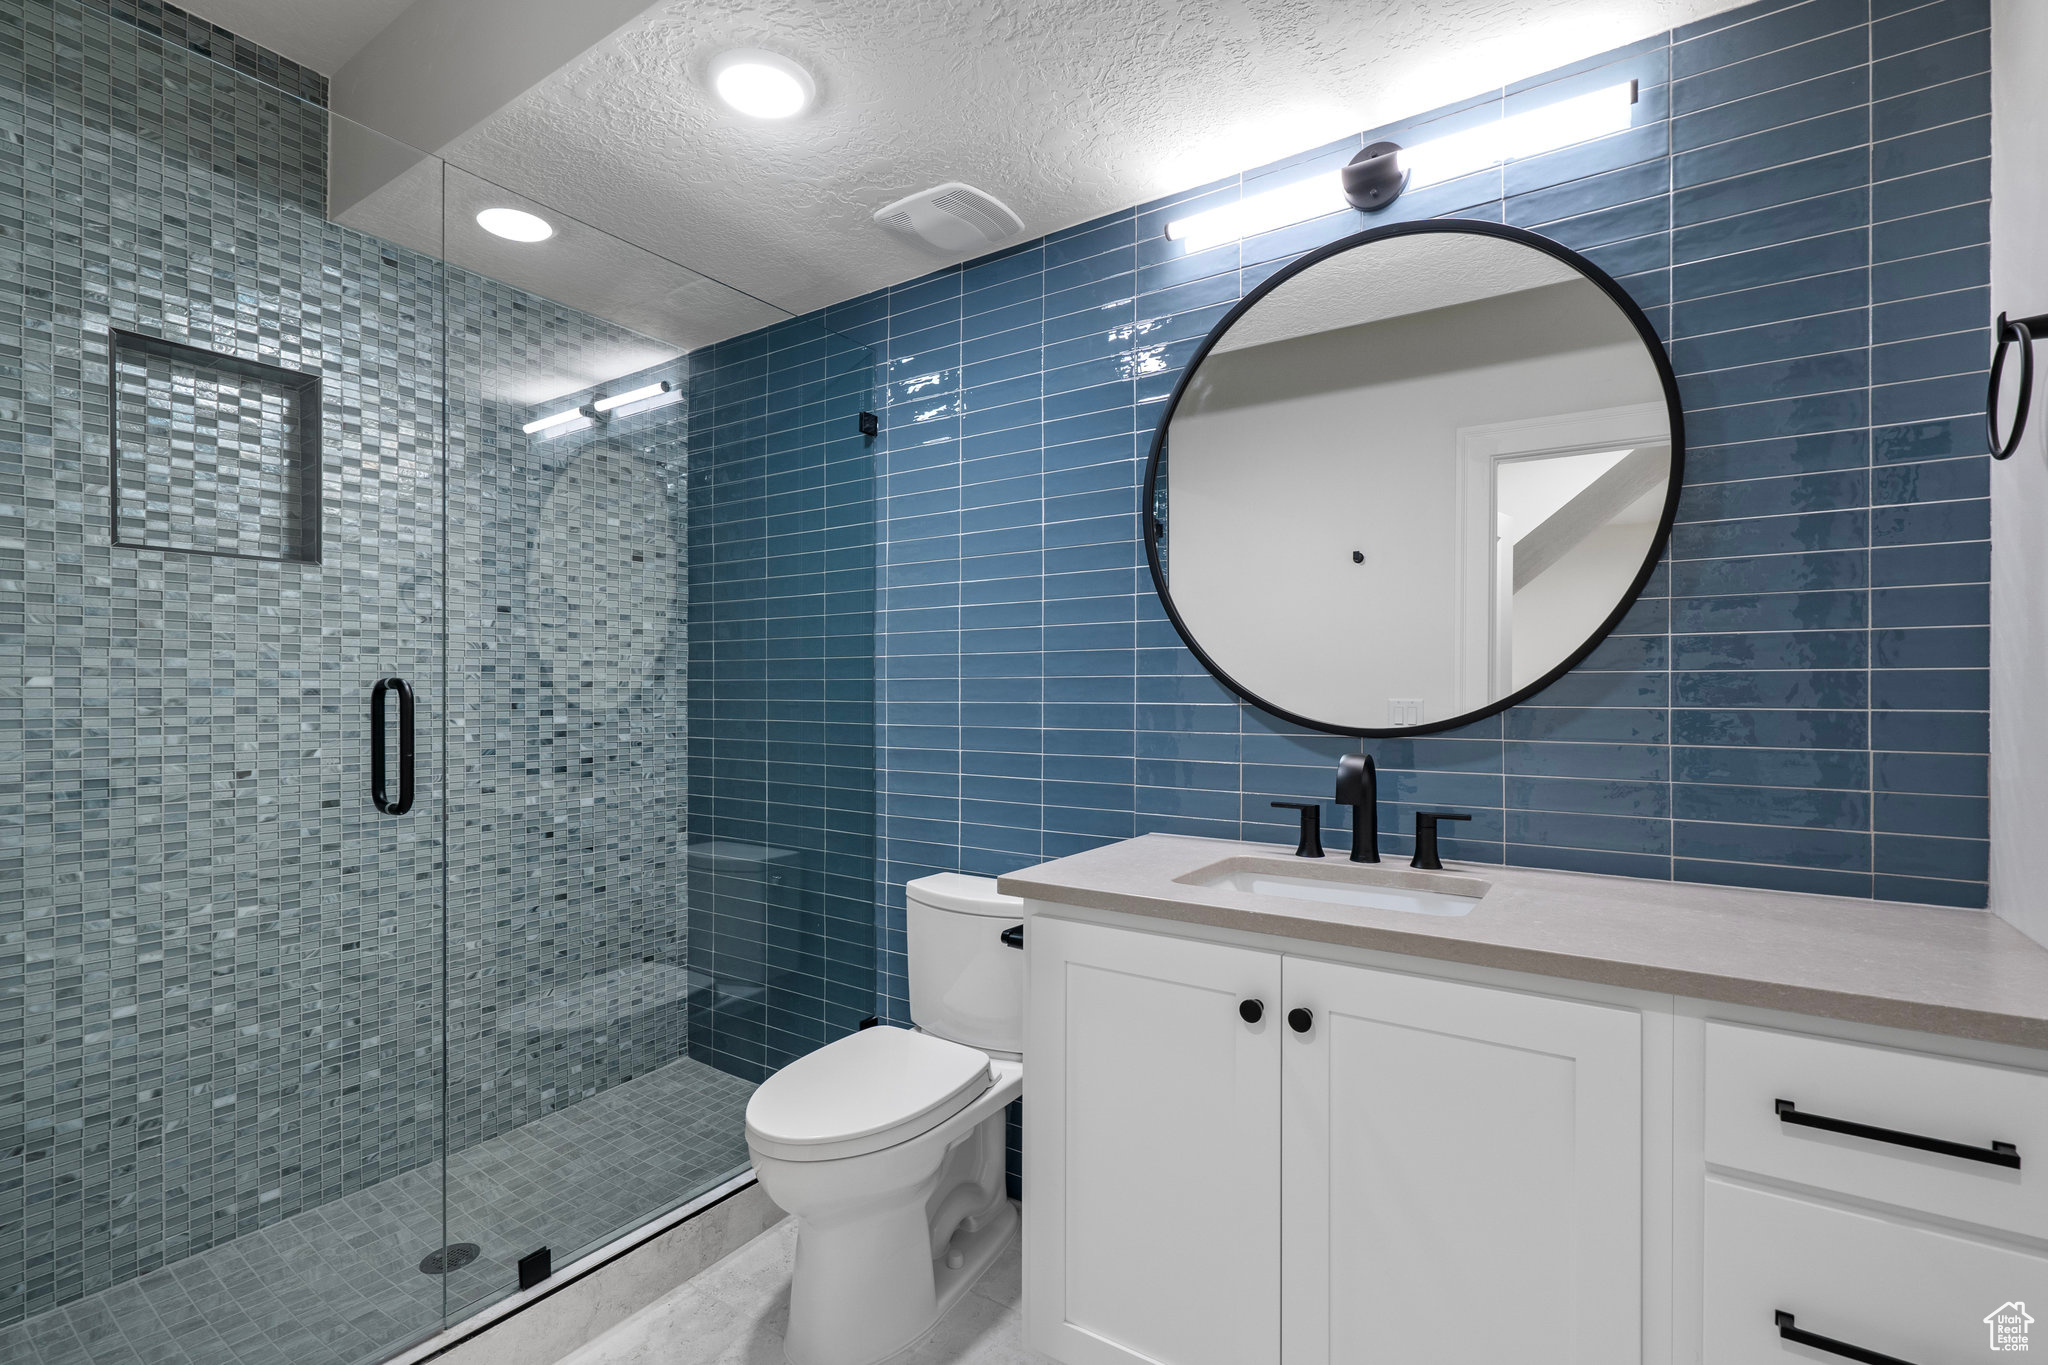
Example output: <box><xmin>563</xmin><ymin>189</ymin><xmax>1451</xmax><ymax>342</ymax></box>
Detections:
<box><xmin>1990</xmin><ymin>0</ymin><xmax>2048</xmax><ymax>946</ymax></box>
<box><xmin>1165</xmin><ymin>279</ymin><xmax>1661</xmax><ymax>730</ymax></box>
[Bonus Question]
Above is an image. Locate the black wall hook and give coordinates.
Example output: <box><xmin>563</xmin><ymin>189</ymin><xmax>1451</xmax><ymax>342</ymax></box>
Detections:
<box><xmin>1989</xmin><ymin>310</ymin><xmax>2048</xmax><ymax>459</ymax></box>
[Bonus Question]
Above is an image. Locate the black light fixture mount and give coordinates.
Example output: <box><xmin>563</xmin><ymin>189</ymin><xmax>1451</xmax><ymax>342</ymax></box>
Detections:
<box><xmin>1341</xmin><ymin>140</ymin><xmax>1407</xmax><ymax>213</ymax></box>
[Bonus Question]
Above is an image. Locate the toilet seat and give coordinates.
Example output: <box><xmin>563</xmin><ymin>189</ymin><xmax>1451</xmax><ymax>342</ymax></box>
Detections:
<box><xmin>746</xmin><ymin>1026</ymin><xmax>993</xmax><ymax>1162</ymax></box>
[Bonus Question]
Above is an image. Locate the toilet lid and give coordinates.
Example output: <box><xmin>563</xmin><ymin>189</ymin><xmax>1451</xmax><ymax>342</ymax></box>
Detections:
<box><xmin>746</xmin><ymin>1026</ymin><xmax>991</xmax><ymax>1160</ymax></box>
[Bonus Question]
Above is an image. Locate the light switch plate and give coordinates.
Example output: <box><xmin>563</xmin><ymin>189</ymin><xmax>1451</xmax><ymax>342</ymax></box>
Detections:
<box><xmin>1389</xmin><ymin>698</ymin><xmax>1424</xmax><ymax>726</ymax></box>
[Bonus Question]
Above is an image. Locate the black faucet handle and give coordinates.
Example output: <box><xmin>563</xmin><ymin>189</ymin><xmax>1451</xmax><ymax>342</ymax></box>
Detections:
<box><xmin>1409</xmin><ymin>811</ymin><xmax>1472</xmax><ymax>870</ymax></box>
<box><xmin>1271</xmin><ymin>802</ymin><xmax>1325</xmax><ymax>859</ymax></box>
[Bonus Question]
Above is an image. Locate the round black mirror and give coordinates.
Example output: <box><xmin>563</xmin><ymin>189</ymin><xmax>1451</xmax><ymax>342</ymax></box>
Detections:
<box><xmin>1145</xmin><ymin>219</ymin><xmax>1683</xmax><ymax>737</ymax></box>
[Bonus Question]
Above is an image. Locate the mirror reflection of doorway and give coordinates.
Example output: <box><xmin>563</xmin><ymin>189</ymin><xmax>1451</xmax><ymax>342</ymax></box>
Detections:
<box><xmin>1455</xmin><ymin>404</ymin><xmax>1671</xmax><ymax>712</ymax></box>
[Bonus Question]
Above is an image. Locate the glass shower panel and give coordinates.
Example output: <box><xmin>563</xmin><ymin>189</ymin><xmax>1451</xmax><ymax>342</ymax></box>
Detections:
<box><xmin>0</xmin><ymin>7</ymin><xmax>452</xmax><ymax>1363</ymax></box>
<box><xmin>426</xmin><ymin>166</ymin><xmax>878</xmax><ymax>1323</ymax></box>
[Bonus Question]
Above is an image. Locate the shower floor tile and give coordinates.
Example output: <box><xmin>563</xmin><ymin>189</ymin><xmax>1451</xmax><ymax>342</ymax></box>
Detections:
<box><xmin>0</xmin><ymin>1056</ymin><xmax>756</xmax><ymax>1365</ymax></box>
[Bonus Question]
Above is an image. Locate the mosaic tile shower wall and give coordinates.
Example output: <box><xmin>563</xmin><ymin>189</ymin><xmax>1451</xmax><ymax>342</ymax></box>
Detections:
<box><xmin>684</xmin><ymin>321</ymin><xmax>881</xmax><ymax>1083</ymax></box>
<box><xmin>744</xmin><ymin>0</ymin><xmax>1994</xmax><ymax>1020</ymax></box>
<box><xmin>1</xmin><ymin>1</ymin><xmax>444</xmax><ymax>1328</ymax></box>
<box><xmin>440</xmin><ymin>333</ymin><xmax>699</xmax><ymax>1154</ymax></box>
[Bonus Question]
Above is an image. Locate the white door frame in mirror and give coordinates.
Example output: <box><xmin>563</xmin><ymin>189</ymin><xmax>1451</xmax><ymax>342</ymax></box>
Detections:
<box><xmin>1453</xmin><ymin>402</ymin><xmax>1672</xmax><ymax>715</ymax></box>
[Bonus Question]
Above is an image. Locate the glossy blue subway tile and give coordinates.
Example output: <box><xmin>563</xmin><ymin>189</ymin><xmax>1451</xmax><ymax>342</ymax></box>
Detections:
<box><xmin>1874</xmin><ymin>160</ymin><xmax>1990</xmax><ymax>224</ymax></box>
<box><xmin>1669</xmin><ymin>506</ymin><xmax>1868</xmax><ymax>559</ymax></box>
<box><xmin>1672</xmin><ymin>189</ymin><xmax>1868</xmax><ymax>267</ymax></box>
<box><xmin>1673</xmin><ymin>707</ymin><xmax>1868</xmax><ymax>749</ymax></box>
<box><xmin>1676</xmin><ymin>820</ymin><xmax>1871</xmax><ymax>871</ymax></box>
<box><xmin>1873</xmin><ymin>29</ymin><xmax>1990</xmax><ymax>102</ymax></box>
<box><xmin>1685</xmin><ymin>428</ymin><xmax>1869</xmax><ymax>482</ymax></box>
<box><xmin>1671</xmin><ymin>268</ymin><xmax>1868</xmax><ymax>338</ymax></box>
<box><xmin>1871</xmin><ymin>668</ymin><xmax>1989</xmax><ymax>711</ymax></box>
<box><xmin>1674</xmin><ymin>782</ymin><xmax>1869</xmax><ymax>830</ymax></box>
<box><xmin>1871</xmin><ymin>496</ymin><xmax>1988</xmax><ymax>545</ymax></box>
<box><xmin>1875</xmin><ymin>831</ymin><xmax>1988</xmax><ymax>880</ymax></box>
<box><xmin>1874</xmin><ymin>623</ymin><xmax>1988</xmax><ymax>669</ymax></box>
<box><xmin>1673</xmin><ymin>27</ymin><xmax>1867</xmax><ymax>117</ymax></box>
<box><xmin>1872</xmin><ymin>456</ymin><xmax>1989</xmax><ymax>506</ymax></box>
<box><xmin>1676</xmin><ymin>668</ymin><xmax>1867</xmax><ymax>708</ymax></box>
<box><xmin>1673</xmin><ymin>309</ymin><xmax>1868</xmax><ymax>374</ymax></box>
<box><xmin>1872</xmin><ymin>373</ymin><xmax>1988</xmax><ymax>427</ymax></box>
<box><xmin>1672</xmin><ymin>66</ymin><xmax>1868</xmax><ymax>155</ymax></box>
<box><xmin>1674</xmin><ymin>628</ymin><xmax>1866</xmax><ymax>670</ymax></box>
<box><xmin>1873</xmin><ymin>582</ymin><xmax>1989</xmax><ymax>627</ymax></box>
<box><xmin>1875</xmin><ymin>750</ymin><xmax>1988</xmax><ymax>796</ymax></box>
<box><xmin>1873</xmin><ymin>415</ymin><xmax>1985</xmax><ymax>463</ymax></box>
<box><xmin>1673</xmin><ymin>147</ymin><xmax>1868</xmax><ymax>228</ymax></box>
<box><xmin>1673</xmin><ymin>109</ymin><xmax>1868</xmax><ymax>190</ymax></box>
<box><xmin>1868</xmin><ymin>539</ymin><xmax>1989</xmax><ymax>587</ymax></box>
<box><xmin>1871</xmin><ymin>709</ymin><xmax>1988</xmax><ymax>752</ymax></box>
<box><xmin>1874</xmin><ymin>0</ymin><xmax>1988</xmax><ymax>58</ymax></box>
<box><xmin>1871</xmin><ymin>329</ymin><xmax>1988</xmax><ymax>385</ymax></box>
<box><xmin>1873</xmin><ymin>874</ymin><xmax>1986</xmax><ymax>907</ymax></box>
<box><xmin>1675</xmin><ymin>743</ymin><xmax>1869</xmax><ymax>789</ymax></box>
<box><xmin>1508</xmin><ymin>160</ymin><xmax>1670</xmax><ymax>230</ymax></box>
<box><xmin>1674</xmin><ymin>0</ymin><xmax>1865</xmax><ymax>79</ymax></box>
<box><xmin>1872</xmin><ymin>72</ymin><xmax>1989</xmax><ymax>141</ymax></box>
<box><xmin>1874</xmin><ymin>247</ymin><xmax>1989</xmax><ymax>307</ymax></box>
<box><xmin>1873</xmin><ymin>202</ymin><xmax>1990</xmax><ymax>265</ymax></box>
<box><xmin>1674</xmin><ymin>466</ymin><xmax>1864</xmax><ymax>521</ymax></box>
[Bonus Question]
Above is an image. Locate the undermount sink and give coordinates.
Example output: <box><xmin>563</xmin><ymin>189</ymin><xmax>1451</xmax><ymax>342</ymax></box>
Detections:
<box><xmin>1177</xmin><ymin>856</ymin><xmax>1489</xmax><ymax>917</ymax></box>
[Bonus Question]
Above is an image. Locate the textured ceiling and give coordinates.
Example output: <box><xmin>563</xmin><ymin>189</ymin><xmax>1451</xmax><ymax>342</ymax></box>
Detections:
<box><xmin>438</xmin><ymin>0</ymin><xmax>1748</xmax><ymax>321</ymax></box>
<box><xmin>206</xmin><ymin>0</ymin><xmax>1756</xmax><ymax>338</ymax></box>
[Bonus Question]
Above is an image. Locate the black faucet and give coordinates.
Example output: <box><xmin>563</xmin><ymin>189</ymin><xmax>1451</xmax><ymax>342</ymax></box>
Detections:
<box><xmin>1334</xmin><ymin>753</ymin><xmax>1378</xmax><ymax>863</ymax></box>
<box><xmin>1410</xmin><ymin>811</ymin><xmax>1472</xmax><ymax>870</ymax></box>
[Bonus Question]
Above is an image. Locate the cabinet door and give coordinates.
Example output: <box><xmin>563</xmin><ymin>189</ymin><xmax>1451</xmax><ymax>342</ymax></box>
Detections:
<box><xmin>1025</xmin><ymin>916</ymin><xmax>1282</xmax><ymax>1365</ymax></box>
<box><xmin>1281</xmin><ymin>957</ymin><xmax>1642</xmax><ymax>1365</ymax></box>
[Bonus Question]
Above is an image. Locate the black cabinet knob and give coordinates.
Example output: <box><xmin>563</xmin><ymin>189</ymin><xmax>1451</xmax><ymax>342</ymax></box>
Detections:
<box><xmin>1288</xmin><ymin>1007</ymin><xmax>1313</xmax><ymax>1033</ymax></box>
<box><xmin>1239</xmin><ymin>999</ymin><xmax>1264</xmax><ymax>1024</ymax></box>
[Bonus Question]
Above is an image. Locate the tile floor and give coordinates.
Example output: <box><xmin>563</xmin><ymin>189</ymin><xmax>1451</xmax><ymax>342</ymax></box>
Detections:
<box><xmin>0</xmin><ymin>1057</ymin><xmax>756</xmax><ymax>1365</ymax></box>
<box><xmin>561</xmin><ymin>1217</ymin><xmax>1045</xmax><ymax>1365</ymax></box>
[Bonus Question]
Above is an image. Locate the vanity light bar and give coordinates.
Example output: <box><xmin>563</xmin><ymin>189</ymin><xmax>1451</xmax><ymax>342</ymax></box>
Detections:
<box><xmin>521</xmin><ymin>407</ymin><xmax>586</xmax><ymax>435</ymax></box>
<box><xmin>522</xmin><ymin>379</ymin><xmax>677</xmax><ymax>433</ymax></box>
<box><xmin>592</xmin><ymin>380</ymin><xmax>672</xmax><ymax>412</ymax></box>
<box><xmin>1163</xmin><ymin>80</ymin><xmax>1638</xmax><ymax>250</ymax></box>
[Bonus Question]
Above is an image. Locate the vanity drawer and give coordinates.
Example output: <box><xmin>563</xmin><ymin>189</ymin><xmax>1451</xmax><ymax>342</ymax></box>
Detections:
<box><xmin>1704</xmin><ymin>1021</ymin><xmax>2044</xmax><ymax>1237</ymax></box>
<box><xmin>1704</xmin><ymin>1179</ymin><xmax>2048</xmax><ymax>1363</ymax></box>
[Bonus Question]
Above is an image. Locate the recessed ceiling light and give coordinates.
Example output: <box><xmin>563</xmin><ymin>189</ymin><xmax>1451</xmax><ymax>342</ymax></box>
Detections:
<box><xmin>710</xmin><ymin>49</ymin><xmax>815</xmax><ymax>119</ymax></box>
<box><xmin>476</xmin><ymin>207</ymin><xmax>554</xmax><ymax>243</ymax></box>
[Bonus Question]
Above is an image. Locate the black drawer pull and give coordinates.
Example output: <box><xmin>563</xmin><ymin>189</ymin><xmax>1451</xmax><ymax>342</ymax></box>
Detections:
<box><xmin>1775</xmin><ymin>1099</ymin><xmax>2021</xmax><ymax>1169</ymax></box>
<box><xmin>1775</xmin><ymin>1311</ymin><xmax>1918</xmax><ymax>1365</ymax></box>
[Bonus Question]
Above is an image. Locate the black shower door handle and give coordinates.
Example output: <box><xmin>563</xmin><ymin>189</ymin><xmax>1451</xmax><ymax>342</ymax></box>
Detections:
<box><xmin>371</xmin><ymin>676</ymin><xmax>416</xmax><ymax>815</ymax></box>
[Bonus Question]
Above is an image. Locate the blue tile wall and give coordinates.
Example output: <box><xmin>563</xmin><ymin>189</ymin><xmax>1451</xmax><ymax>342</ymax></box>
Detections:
<box><xmin>748</xmin><ymin>0</ymin><xmax>1997</xmax><ymax>1025</ymax></box>
<box><xmin>683</xmin><ymin>323</ymin><xmax>881</xmax><ymax>1083</ymax></box>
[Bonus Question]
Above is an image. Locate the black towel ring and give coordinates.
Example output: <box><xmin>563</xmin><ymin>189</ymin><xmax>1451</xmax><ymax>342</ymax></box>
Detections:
<box><xmin>1989</xmin><ymin>310</ymin><xmax>2048</xmax><ymax>460</ymax></box>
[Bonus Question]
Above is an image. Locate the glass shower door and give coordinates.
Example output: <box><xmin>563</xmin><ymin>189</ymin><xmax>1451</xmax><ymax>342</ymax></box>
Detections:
<box><xmin>0</xmin><ymin>6</ymin><xmax>455</xmax><ymax>1355</ymax></box>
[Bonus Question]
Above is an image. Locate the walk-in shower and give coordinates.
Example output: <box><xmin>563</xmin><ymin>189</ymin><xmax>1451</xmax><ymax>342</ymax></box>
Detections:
<box><xmin>0</xmin><ymin>4</ymin><xmax>878</xmax><ymax>1362</ymax></box>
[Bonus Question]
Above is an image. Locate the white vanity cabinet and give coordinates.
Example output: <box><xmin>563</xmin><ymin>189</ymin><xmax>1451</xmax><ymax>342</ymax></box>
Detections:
<box><xmin>1022</xmin><ymin>916</ymin><xmax>1282</xmax><ymax>1365</ymax></box>
<box><xmin>1281</xmin><ymin>956</ymin><xmax>1643</xmax><ymax>1365</ymax></box>
<box><xmin>1025</xmin><ymin>915</ymin><xmax>1646</xmax><ymax>1365</ymax></box>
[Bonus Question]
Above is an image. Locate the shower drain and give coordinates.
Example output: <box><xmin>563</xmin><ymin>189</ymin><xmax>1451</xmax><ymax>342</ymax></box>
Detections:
<box><xmin>419</xmin><ymin>1243</ymin><xmax>481</xmax><ymax>1275</ymax></box>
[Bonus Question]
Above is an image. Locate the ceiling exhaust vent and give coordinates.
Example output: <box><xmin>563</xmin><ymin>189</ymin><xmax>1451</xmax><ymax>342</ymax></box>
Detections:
<box><xmin>873</xmin><ymin>182</ymin><xmax>1024</xmax><ymax>252</ymax></box>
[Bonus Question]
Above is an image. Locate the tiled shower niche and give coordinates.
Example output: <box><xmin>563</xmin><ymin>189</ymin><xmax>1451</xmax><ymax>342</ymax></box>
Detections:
<box><xmin>109</xmin><ymin>329</ymin><xmax>323</xmax><ymax>562</ymax></box>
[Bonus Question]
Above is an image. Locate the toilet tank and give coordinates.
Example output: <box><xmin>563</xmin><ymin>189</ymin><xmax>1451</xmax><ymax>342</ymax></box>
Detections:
<box><xmin>906</xmin><ymin>873</ymin><xmax>1025</xmax><ymax>1055</ymax></box>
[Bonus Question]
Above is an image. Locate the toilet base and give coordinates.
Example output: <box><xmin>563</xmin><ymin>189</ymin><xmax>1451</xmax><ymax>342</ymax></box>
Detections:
<box><xmin>786</xmin><ymin>1197</ymin><xmax>1015</xmax><ymax>1365</ymax></box>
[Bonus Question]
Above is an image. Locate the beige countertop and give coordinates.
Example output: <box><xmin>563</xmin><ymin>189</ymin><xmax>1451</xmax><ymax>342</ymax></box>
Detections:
<box><xmin>996</xmin><ymin>834</ymin><xmax>2048</xmax><ymax>1051</ymax></box>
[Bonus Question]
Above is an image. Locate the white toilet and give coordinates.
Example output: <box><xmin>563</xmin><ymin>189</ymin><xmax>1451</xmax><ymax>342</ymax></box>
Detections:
<box><xmin>745</xmin><ymin>873</ymin><xmax>1026</xmax><ymax>1365</ymax></box>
